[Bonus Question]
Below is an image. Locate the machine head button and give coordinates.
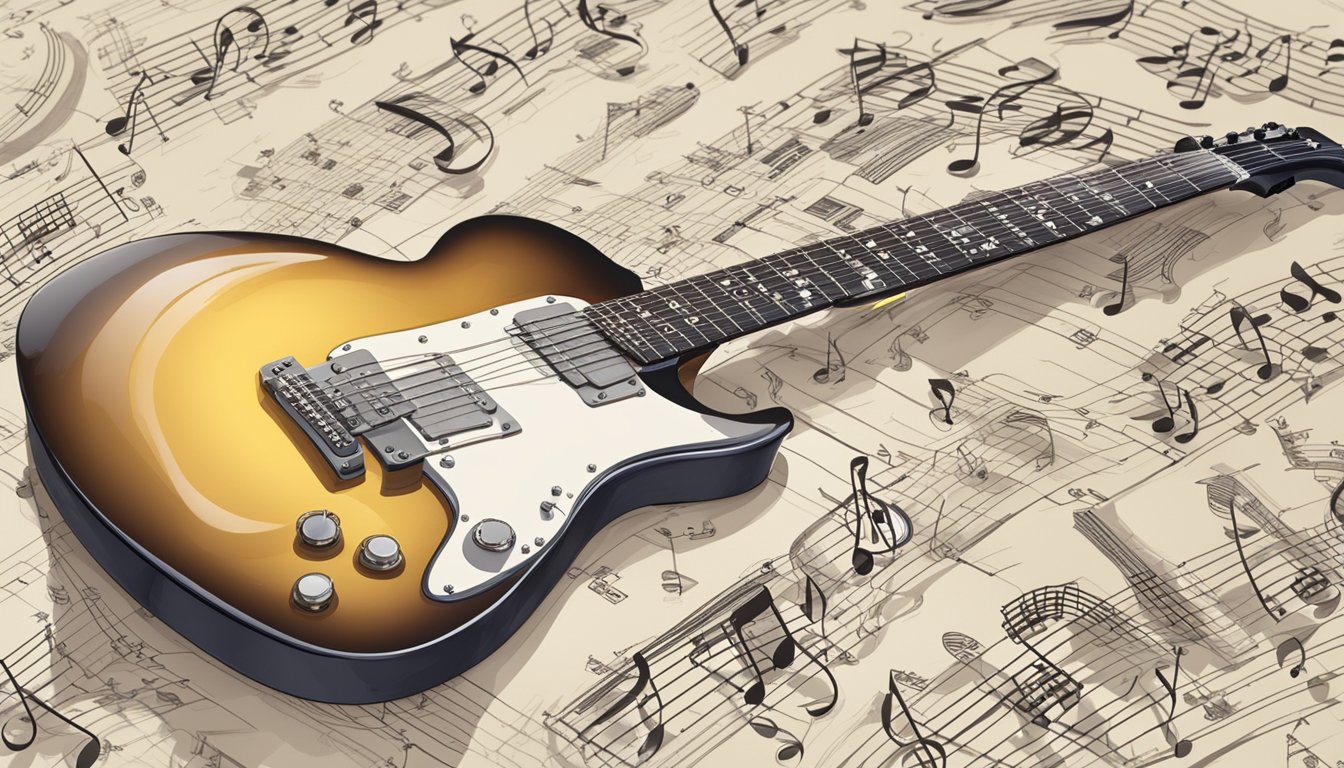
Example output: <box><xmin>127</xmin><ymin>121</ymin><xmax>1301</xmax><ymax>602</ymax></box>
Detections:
<box><xmin>358</xmin><ymin>535</ymin><xmax>403</xmax><ymax>571</ymax></box>
<box><xmin>292</xmin><ymin>573</ymin><xmax>334</xmax><ymax>611</ymax></box>
<box><xmin>472</xmin><ymin>519</ymin><xmax>516</xmax><ymax>552</ymax></box>
<box><xmin>296</xmin><ymin>510</ymin><xmax>341</xmax><ymax>548</ymax></box>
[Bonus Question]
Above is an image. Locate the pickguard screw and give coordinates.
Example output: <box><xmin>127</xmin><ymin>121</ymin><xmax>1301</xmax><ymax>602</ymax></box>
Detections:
<box><xmin>490</xmin><ymin>308</ymin><xmax>499</xmax><ymax>315</ymax></box>
<box><xmin>331</xmin><ymin>363</ymin><xmax>344</xmax><ymax>373</ymax></box>
<box><xmin>521</xmin><ymin>545</ymin><xmax>531</xmax><ymax>554</ymax></box>
<box><xmin>546</xmin><ymin>296</ymin><xmax>556</xmax><ymax>303</ymax></box>
<box><xmin>444</xmin><ymin>585</ymin><xmax>454</xmax><ymax>594</ymax></box>
<box><xmin>534</xmin><ymin>537</ymin><xmax>544</xmax><ymax>546</ymax></box>
<box><xmin>397</xmin><ymin>450</ymin><xmax>409</xmax><ymax>460</ymax></box>
<box><xmin>384</xmin><ymin>446</ymin><xmax>394</xmax><ymax>453</ymax></box>
<box><xmin>587</xmin><ymin>463</ymin><xmax>597</xmax><ymax>472</ymax></box>
<box><xmin>342</xmin><ymin>344</ymin><xmax>351</xmax><ymax>351</ymax></box>
<box><xmin>502</xmin><ymin>422</ymin><xmax>512</xmax><ymax>430</ymax></box>
<box><xmin>551</xmin><ymin>486</ymin><xmax>562</xmax><ymax>496</ymax></box>
<box><xmin>440</xmin><ymin>456</ymin><xmax>455</xmax><ymax>468</ymax></box>
<box><xmin>460</xmin><ymin>514</ymin><xmax>469</xmax><ymax>522</ymax></box>
<box><xmin>418</xmin><ymin>335</ymin><xmax>428</xmax><ymax>343</ymax></box>
<box><xmin>461</xmin><ymin>320</ymin><xmax>471</xmax><ymax>329</ymax></box>
<box><xmin>597</xmin><ymin>392</ymin><xmax>607</xmax><ymax>400</ymax></box>
<box><xmin>637</xmin><ymin>389</ymin><xmax>646</xmax><ymax>397</ymax></box>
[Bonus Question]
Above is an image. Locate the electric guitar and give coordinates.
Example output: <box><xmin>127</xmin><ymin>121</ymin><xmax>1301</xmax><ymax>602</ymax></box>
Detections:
<box><xmin>17</xmin><ymin>123</ymin><xmax>1343</xmax><ymax>703</ymax></box>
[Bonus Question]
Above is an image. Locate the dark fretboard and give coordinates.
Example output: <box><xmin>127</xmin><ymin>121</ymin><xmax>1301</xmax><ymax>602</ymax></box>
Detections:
<box><xmin>584</xmin><ymin>149</ymin><xmax>1247</xmax><ymax>365</ymax></box>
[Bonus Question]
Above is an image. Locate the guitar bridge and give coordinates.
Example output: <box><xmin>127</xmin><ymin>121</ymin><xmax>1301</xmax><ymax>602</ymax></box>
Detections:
<box><xmin>261</xmin><ymin>348</ymin><xmax>521</xmax><ymax>477</ymax></box>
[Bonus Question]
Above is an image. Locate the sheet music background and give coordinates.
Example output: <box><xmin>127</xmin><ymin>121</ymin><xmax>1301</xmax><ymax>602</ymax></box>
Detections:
<box><xmin>3</xmin><ymin>0</ymin><xmax>1344</xmax><ymax>765</ymax></box>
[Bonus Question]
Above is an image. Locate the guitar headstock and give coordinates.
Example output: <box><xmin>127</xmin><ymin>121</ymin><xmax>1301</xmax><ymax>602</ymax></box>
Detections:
<box><xmin>1175</xmin><ymin>123</ymin><xmax>1344</xmax><ymax>197</ymax></box>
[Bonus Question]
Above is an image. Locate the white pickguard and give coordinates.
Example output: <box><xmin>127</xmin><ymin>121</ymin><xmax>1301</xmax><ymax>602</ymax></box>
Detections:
<box><xmin>332</xmin><ymin>295</ymin><xmax>768</xmax><ymax>600</ymax></box>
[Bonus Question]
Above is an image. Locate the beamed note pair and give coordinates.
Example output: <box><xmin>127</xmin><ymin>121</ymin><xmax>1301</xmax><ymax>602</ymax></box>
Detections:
<box><xmin>16</xmin><ymin>123</ymin><xmax>1344</xmax><ymax>702</ymax></box>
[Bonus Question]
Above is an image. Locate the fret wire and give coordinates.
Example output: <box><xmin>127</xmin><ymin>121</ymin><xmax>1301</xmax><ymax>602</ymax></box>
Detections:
<box><xmin>588</xmin><ymin>147</ymin><xmax>1272</xmax><ymax>362</ymax></box>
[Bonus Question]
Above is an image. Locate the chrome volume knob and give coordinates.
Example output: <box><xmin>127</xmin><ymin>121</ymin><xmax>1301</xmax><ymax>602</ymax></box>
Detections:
<box><xmin>472</xmin><ymin>519</ymin><xmax>516</xmax><ymax>552</ymax></box>
<box><xmin>292</xmin><ymin>573</ymin><xmax>334</xmax><ymax>611</ymax></box>
<box><xmin>358</xmin><ymin>535</ymin><xmax>403</xmax><ymax>571</ymax></box>
<box><xmin>296</xmin><ymin>510</ymin><xmax>341</xmax><ymax>548</ymax></box>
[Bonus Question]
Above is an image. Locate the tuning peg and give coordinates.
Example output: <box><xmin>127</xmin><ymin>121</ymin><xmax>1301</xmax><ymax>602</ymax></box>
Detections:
<box><xmin>1225</xmin><ymin>131</ymin><xmax>1240</xmax><ymax>144</ymax></box>
<box><xmin>1200</xmin><ymin>135</ymin><xmax>1215</xmax><ymax>149</ymax></box>
<box><xmin>1265</xmin><ymin>121</ymin><xmax>1280</xmax><ymax>130</ymax></box>
<box><xmin>1253</xmin><ymin>128</ymin><xmax>1266</xmax><ymax>141</ymax></box>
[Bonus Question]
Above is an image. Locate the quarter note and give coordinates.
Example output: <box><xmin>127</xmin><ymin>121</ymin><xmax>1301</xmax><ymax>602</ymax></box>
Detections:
<box><xmin>1102</xmin><ymin>255</ymin><xmax>1130</xmax><ymax>316</ymax></box>
<box><xmin>1228</xmin><ymin>304</ymin><xmax>1279</xmax><ymax>380</ymax></box>
<box><xmin>1153</xmin><ymin>647</ymin><xmax>1194</xmax><ymax>758</ymax></box>
<box><xmin>841</xmin><ymin>38</ymin><xmax>888</xmax><ymax>127</ymax></box>
<box><xmin>708</xmin><ymin>0</ymin><xmax>760</xmax><ymax>68</ymax></box>
<box><xmin>522</xmin><ymin>0</ymin><xmax>554</xmax><ymax>59</ymax></box>
<box><xmin>812</xmin><ymin>334</ymin><xmax>846</xmax><ymax>383</ymax></box>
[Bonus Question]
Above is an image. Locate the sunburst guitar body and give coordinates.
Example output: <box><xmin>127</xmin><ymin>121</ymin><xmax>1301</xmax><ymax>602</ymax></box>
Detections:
<box><xmin>17</xmin><ymin>216</ymin><xmax>791</xmax><ymax>703</ymax></box>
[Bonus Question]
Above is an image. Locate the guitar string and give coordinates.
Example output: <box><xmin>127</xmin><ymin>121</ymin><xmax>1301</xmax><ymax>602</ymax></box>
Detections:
<box><xmin>280</xmin><ymin>141</ymin><xmax>1328</xmax><ymax>437</ymax></box>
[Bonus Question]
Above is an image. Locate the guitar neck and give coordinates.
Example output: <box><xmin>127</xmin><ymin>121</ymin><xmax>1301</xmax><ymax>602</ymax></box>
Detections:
<box><xmin>586</xmin><ymin>148</ymin><xmax>1249</xmax><ymax>365</ymax></box>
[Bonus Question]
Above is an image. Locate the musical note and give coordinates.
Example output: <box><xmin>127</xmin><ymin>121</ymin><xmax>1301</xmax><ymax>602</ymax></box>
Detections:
<box><xmin>1103</xmin><ymin>255</ymin><xmax>1131</xmax><ymax>315</ymax></box>
<box><xmin>947</xmin><ymin>59</ymin><xmax>1056</xmax><ymax>175</ymax></box>
<box><xmin>190</xmin><ymin>7</ymin><xmax>271</xmax><ymax>101</ymax></box>
<box><xmin>801</xmin><ymin>575</ymin><xmax>828</xmax><ymax>658</ymax></box>
<box><xmin>846</xmin><ymin>456</ymin><xmax>914</xmax><ymax>576</ymax></box>
<box><xmin>522</xmin><ymin>0</ymin><xmax>554</xmax><ymax>59</ymax></box>
<box><xmin>812</xmin><ymin>333</ymin><xmax>846</xmax><ymax>383</ymax></box>
<box><xmin>1222</xmin><ymin>486</ymin><xmax>1286</xmax><ymax>622</ymax></box>
<box><xmin>728</xmin><ymin>586</ymin><xmax>838</xmax><ymax>716</ymax></box>
<box><xmin>1230</xmin><ymin>33</ymin><xmax>1296</xmax><ymax>95</ymax></box>
<box><xmin>1323</xmin><ymin>38</ymin><xmax>1344</xmax><ymax>75</ymax></box>
<box><xmin>1229</xmin><ymin>304</ymin><xmax>1279</xmax><ymax>380</ymax></box>
<box><xmin>344</xmin><ymin>0</ymin><xmax>382</xmax><ymax>45</ymax></box>
<box><xmin>1153</xmin><ymin>647</ymin><xmax>1194</xmax><ymax>758</ymax></box>
<box><xmin>1280</xmin><ymin>261</ymin><xmax>1342</xmax><ymax>313</ymax></box>
<box><xmin>747</xmin><ymin>716</ymin><xmax>804</xmax><ymax>763</ymax></box>
<box><xmin>1174</xmin><ymin>27</ymin><xmax>1240</xmax><ymax>109</ymax></box>
<box><xmin>577</xmin><ymin>0</ymin><xmax>643</xmax><ymax>77</ymax></box>
<box><xmin>1017</xmin><ymin>100</ymin><xmax>1114</xmax><ymax>162</ymax></box>
<box><xmin>374</xmin><ymin>93</ymin><xmax>494</xmax><ymax>174</ymax></box>
<box><xmin>104</xmin><ymin>73</ymin><xmax>168</xmax><ymax>155</ymax></box>
<box><xmin>1278</xmin><ymin>637</ymin><xmax>1308</xmax><ymax>678</ymax></box>
<box><xmin>577</xmin><ymin>651</ymin><xmax>664</xmax><ymax>760</ymax></box>
<box><xmin>881</xmin><ymin>670</ymin><xmax>947</xmax><ymax>768</ymax></box>
<box><xmin>450</xmin><ymin>34</ymin><xmax>528</xmax><ymax>95</ymax></box>
<box><xmin>929</xmin><ymin>378</ymin><xmax>956</xmax><ymax>424</ymax></box>
<box><xmin>708</xmin><ymin>0</ymin><xmax>762</xmax><ymax>68</ymax></box>
<box><xmin>0</xmin><ymin>630</ymin><xmax>100</xmax><ymax>767</ymax></box>
<box><xmin>840</xmin><ymin>38</ymin><xmax>887</xmax><ymax>127</ymax></box>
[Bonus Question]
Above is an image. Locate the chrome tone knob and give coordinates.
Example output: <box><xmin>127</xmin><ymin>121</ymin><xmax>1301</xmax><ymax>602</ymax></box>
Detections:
<box><xmin>296</xmin><ymin>510</ymin><xmax>341</xmax><ymax>548</ymax></box>
<box><xmin>292</xmin><ymin>573</ymin><xmax>334</xmax><ymax>611</ymax></box>
<box><xmin>472</xmin><ymin>519</ymin><xmax>516</xmax><ymax>552</ymax></box>
<box><xmin>358</xmin><ymin>535</ymin><xmax>403</xmax><ymax>571</ymax></box>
